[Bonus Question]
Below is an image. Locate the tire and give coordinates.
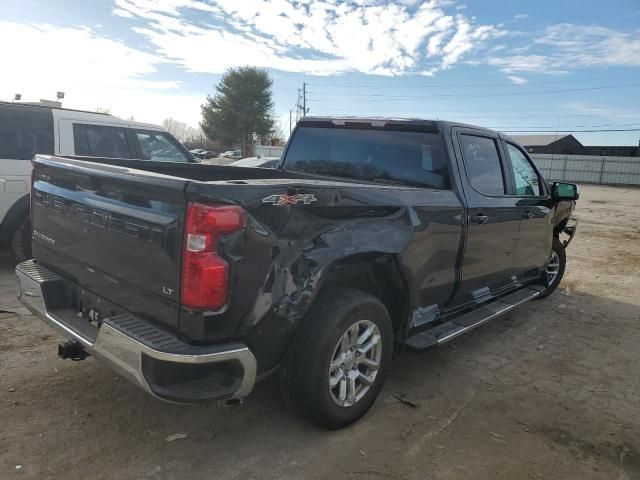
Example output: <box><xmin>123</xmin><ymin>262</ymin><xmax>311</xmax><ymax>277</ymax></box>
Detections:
<box><xmin>279</xmin><ymin>288</ymin><xmax>393</xmax><ymax>430</ymax></box>
<box><xmin>535</xmin><ymin>237</ymin><xmax>566</xmax><ymax>299</ymax></box>
<box><xmin>11</xmin><ymin>216</ymin><xmax>32</xmax><ymax>262</ymax></box>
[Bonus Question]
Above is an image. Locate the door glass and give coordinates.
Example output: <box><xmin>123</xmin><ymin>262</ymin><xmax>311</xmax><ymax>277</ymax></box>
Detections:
<box><xmin>73</xmin><ymin>124</ymin><xmax>131</xmax><ymax>158</ymax></box>
<box><xmin>459</xmin><ymin>134</ymin><xmax>505</xmax><ymax>195</ymax></box>
<box><xmin>505</xmin><ymin>143</ymin><xmax>541</xmax><ymax>196</ymax></box>
<box><xmin>135</xmin><ymin>132</ymin><xmax>189</xmax><ymax>162</ymax></box>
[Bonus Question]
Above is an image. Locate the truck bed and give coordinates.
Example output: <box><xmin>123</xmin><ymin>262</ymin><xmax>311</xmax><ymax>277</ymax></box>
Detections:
<box><xmin>30</xmin><ymin>155</ymin><xmax>462</xmax><ymax>350</ymax></box>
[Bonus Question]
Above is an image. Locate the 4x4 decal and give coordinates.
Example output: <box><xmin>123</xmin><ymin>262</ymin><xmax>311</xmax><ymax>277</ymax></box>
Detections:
<box><xmin>262</xmin><ymin>194</ymin><xmax>318</xmax><ymax>206</ymax></box>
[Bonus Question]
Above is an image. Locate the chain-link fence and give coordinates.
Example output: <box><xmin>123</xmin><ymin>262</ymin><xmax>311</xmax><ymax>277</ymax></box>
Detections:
<box><xmin>531</xmin><ymin>154</ymin><xmax>640</xmax><ymax>186</ymax></box>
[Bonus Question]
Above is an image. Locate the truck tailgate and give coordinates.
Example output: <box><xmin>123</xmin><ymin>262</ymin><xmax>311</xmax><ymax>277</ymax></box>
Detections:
<box><xmin>30</xmin><ymin>156</ymin><xmax>189</xmax><ymax>332</ymax></box>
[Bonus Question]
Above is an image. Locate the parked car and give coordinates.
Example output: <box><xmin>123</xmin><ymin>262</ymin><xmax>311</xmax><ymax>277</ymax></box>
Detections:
<box><xmin>218</xmin><ymin>150</ymin><xmax>242</xmax><ymax>160</ymax></box>
<box><xmin>254</xmin><ymin>145</ymin><xmax>284</xmax><ymax>158</ymax></box>
<box><xmin>190</xmin><ymin>149</ymin><xmax>218</xmax><ymax>160</ymax></box>
<box><xmin>201</xmin><ymin>150</ymin><xmax>219</xmax><ymax>159</ymax></box>
<box><xmin>229</xmin><ymin>156</ymin><xmax>280</xmax><ymax>168</ymax></box>
<box><xmin>0</xmin><ymin>101</ymin><xmax>195</xmax><ymax>260</ymax></box>
<box><xmin>16</xmin><ymin>117</ymin><xmax>578</xmax><ymax>429</ymax></box>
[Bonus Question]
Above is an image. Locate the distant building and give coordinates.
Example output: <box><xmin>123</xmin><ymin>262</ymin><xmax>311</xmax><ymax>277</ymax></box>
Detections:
<box><xmin>585</xmin><ymin>145</ymin><xmax>639</xmax><ymax>157</ymax></box>
<box><xmin>511</xmin><ymin>134</ymin><xmax>589</xmax><ymax>155</ymax></box>
<box><xmin>513</xmin><ymin>134</ymin><xmax>640</xmax><ymax>157</ymax></box>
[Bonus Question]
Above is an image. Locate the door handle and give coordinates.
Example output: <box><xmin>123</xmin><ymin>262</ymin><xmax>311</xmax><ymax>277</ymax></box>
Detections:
<box><xmin>472</xmin><ymin>214</ymin><xmax>489</xmax><ymax>225</ymax></box>
<box><xmin>521</xmin><ymin>211</ymin><xmax>534</xmax><ymax>219</ymax></box>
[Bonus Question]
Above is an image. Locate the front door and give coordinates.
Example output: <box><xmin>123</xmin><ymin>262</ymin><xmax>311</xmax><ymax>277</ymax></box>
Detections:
<box><xmin>501</xmin><ymin>140</ymin><xmax>553</xmax><ymax>278</ymax></box>
<box><xmin>449</xmin><ymin>128</ymin><xmax>521</xmax><ymax>307</ymax></box>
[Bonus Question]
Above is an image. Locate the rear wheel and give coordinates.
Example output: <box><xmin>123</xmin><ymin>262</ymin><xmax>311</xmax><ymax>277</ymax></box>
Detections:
<box><xmin>535</xmin><ymin>237</ymin><xmax>566</xmax><ymax>299</ymax></box>
<box><xmin>279</xmin><ymin>288</ymin><xmax>393</xmax><ymax>429</ymax></box>
<box><xmin>11</xmin><ymin>217</ymin><xmax>32</xmax><ymax>262</ymax></box>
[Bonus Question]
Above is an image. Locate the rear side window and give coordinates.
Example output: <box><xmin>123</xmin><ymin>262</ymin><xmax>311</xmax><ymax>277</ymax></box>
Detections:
<box><xmin>283</xmin><ymin>126</ymin><xmax>449</xmax><ymax>189</ymax></box>
<box><xmin>459</xmin><ymin>134</ymin><xmax>505</xmax><ymax>195</ymax></box>
<box><xmin>0</xmin><ymin>105</ymin><xmax>54</xmax><ymax>160</ymax></box>
<box><xmin>73</xmin><ymin>124</ymin><xmax>131</xmax><ymax>158</ymax></box>
<box><xmin>134</xmin><ymin>131</ymin><xmax>189</xmax><ymax>162</ymax></box>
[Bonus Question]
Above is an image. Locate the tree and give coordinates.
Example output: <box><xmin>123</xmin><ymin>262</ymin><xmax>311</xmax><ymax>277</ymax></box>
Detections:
<box><xmin>201</xmin><ymin>67</ymin><xmax>274</xmax><ymax>157</ymax></box>
<box><xmin>162</xmin><ymin>117</ymin><xmax>201</xmax><ymax>143</ymax></box>
<box><xmin>162</xmin><ymin>117</ymin><xmax>187</xmax><ymax>141</ymax></box>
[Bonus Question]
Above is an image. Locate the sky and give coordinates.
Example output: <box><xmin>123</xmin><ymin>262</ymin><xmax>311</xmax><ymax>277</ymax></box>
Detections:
<box><xmin>1</xmin><ymin>0</ymin><xmax>639</xmax><ymax>146</ymax></box>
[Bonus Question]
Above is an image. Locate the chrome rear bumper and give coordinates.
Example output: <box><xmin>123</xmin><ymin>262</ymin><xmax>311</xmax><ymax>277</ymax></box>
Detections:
<box><xmin>16</xmin><ymin>260</ymin><xmax>257</xmax><ymax>403</ymax></box>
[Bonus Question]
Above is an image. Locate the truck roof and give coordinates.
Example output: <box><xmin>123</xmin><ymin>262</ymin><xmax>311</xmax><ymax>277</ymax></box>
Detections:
<box><xmin>0</xmin><ymin>101</ymin><xmax>162</xmax><ymax>131</ymax></box>
<box><xmin>298</xmin><ymin>116</ymin><xmax>499</xmax><ymax>136</ymax></box>
<box><xmin>0</xmin><ymin>100</ymin><xmax>113</xmax><ymax>117</ymax></box>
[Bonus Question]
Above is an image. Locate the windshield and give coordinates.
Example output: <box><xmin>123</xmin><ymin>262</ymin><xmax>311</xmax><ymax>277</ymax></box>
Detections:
<box><xmin>283</xmin><ymin>126</ymin><xmax>449</xmax><ymax>189</ymax></box>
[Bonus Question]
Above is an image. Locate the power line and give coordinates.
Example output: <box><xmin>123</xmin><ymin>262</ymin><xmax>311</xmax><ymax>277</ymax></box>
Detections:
<box><xmin>485</xmin><ymin>123</ymin><xmax>640</xmax><ymax>129</ymax></box>
<box><xmin>307</xmin><ymin>82</ymin><xmax>640</xmax><ymax>101</ymax></box>
<box><xmin>498</xmin><ymin>128</ymin><xmax>640</xmax><ymax>133</ymax></box>
<box><xmin>305</xmin><ymin>105</ymin><xmax>640</xmax><ymax>114</ymax></box>
<box><xmin>306</xmin><ymin>74</ymin><xmax>640</xmax><ymax>89</ymax></box>
<box><xmin>306</xmin><ymin>110</ymin><xmax>640</xmax><ymax>119</ymax></box>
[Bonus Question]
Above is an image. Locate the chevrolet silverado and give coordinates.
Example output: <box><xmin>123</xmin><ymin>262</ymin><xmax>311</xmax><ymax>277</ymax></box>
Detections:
<box><xmin>16</xmin><ymin>117</ymin><xmax>578</xmax><ymax>429</ymax></box>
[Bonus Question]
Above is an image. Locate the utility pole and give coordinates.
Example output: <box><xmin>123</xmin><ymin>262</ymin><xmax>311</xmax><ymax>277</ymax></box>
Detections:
<box><xmin>296</xmin><ymin>88</ymin><xmax>302</xmax><ymax>121</ymax></box>
<box><xmin>302</xmin><ymin>82</ymin><xmax>307</xmax><ymax>117</ymax></box>
<box><xmin>289</xmin><ymin>109</ymin><xmax>292</xmax><ymax>136</ymax></box>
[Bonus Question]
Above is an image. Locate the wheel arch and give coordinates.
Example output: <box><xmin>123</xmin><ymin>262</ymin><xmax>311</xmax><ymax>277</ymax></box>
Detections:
<box><xmin>314</xmin><ymin>252</ymin><xmax>411</xmax><ymax>343</ymax></box>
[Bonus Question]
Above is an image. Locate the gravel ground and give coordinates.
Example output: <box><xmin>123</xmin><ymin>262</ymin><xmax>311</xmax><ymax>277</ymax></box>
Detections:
<box><xmin>1</xmin><ymin>184</ymin><xmax>639</xmax><ymax>480</ymax></box>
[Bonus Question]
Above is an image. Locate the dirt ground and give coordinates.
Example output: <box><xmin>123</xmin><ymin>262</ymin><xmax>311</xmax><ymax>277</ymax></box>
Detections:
<box><xmin>1</xmin><ymin>184</ymin><xmax>639</xmax><ymax>480</ymax></box>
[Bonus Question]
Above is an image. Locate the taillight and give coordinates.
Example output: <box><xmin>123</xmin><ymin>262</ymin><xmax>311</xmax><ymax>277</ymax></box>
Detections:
<box><xmin>181</xmin><ymin>202</ymin><xmax>245</xmax><ymax>311</ymax></box>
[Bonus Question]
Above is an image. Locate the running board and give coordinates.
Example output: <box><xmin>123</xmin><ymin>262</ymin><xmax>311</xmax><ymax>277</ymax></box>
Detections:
<box><xmin>405</xmin><ymin>286</ymin><xmax>542</xmax><ymax>352</ymax></box>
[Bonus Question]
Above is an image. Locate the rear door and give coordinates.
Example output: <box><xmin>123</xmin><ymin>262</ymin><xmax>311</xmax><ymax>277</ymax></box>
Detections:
<box><xmin>449</xmin><ymin>127</ymin><xmax>521</xmax><ymax>306</ymax></box>
<box><xmin>501</xmin><ymin>140</ymin><xmax>553</xmax><ymax>278</ymax></box>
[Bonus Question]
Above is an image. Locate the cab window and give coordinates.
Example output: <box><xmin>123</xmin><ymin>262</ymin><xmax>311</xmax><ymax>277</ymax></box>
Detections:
<box><xmin>284</xmin><ymin>126</ymin><xmax>450</xmax><ymax>189</ymax></box>
<box><xmin>505</xmin><ymin>143</ymin><xmax>542</xmax><ymax>196</ymax></box>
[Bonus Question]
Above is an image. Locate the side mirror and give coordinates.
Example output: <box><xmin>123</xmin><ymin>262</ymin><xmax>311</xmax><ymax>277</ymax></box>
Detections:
<box><xmin>552</xmin><ymin>182</ymin><xmax>579</xmax><ymax>201</ymax></box>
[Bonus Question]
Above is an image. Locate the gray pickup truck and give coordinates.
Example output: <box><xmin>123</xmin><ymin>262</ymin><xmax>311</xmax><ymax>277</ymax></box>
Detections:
<box><xmin>16</xmin><ymin>117</ymin><xmax>578</xmax><ymax>429</ymax></box>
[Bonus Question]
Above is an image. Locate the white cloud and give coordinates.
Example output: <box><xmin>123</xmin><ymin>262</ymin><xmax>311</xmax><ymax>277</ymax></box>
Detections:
<box><xmin>112</xmin><ymin>8</ymin><xmax>135</xmax><ymax>18</ymax></box>
<box><xmin>112</xmin><ymin>0</ymin><xmax>501</xmax><ymax>76</ymax></box>
<box><xmin>0</xmin><ymin>21</ymin><xmax>202</xmax><ymax>126</ymax></box>
<box><xmin>489</xmin><ymin>23</ymin><xmax>640</xmax><ymax>74</ymax></box>
<box><xmin>507</xmin><ymin>75</ymin><xmax>528</xmax><ymax>84</ymax></box>
<box><xmin>513</xmin><ymin>13</ymin><xmax>528</xmax><ymax>20</ymax></box>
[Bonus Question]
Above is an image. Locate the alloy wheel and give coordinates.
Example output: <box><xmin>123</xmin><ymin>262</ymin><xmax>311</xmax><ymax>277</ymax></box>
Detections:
<box><xmin>546</xmin><ymin>250</ymin><xmax>560</xmax><ymax>286</ymax></box>
<box><xmin>328</xmin><ymin>320</ymin><xmax>382</xmax><ymax>408</ymax></box>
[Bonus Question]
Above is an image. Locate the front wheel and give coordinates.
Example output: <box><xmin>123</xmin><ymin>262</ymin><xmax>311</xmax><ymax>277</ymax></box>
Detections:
<box><xmin>279</xmin><ymin>288</ymin><xmax>393</xmax><ymax>429</ymax></box>
<box><xmin>535</xmin><ymin>237</ymin><xmax>566</xmax><ymax>299</ymax></box>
